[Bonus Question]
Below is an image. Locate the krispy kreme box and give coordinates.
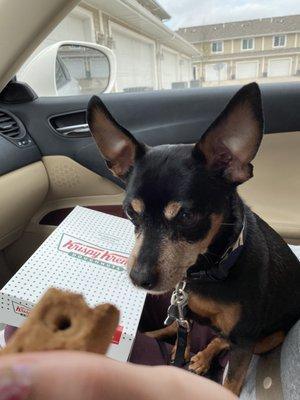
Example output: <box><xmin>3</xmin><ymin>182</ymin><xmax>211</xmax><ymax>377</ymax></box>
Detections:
<box><xmin>0</xmin><ymin>206</ymin><xmax>146</xmax><ymax>362</ymax></box>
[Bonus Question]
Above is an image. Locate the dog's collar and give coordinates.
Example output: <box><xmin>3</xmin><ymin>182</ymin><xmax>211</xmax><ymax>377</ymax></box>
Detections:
<box><xmin>186</xmin><ymin>216</ymin><xmax>246</xmax><ymax>282</ymax></box>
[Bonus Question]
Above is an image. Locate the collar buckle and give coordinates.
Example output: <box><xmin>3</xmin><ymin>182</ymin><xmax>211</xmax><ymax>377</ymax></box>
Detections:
<box><xmin>186</xmin><ymin>215</ymin><xmax>247</xmax><ymax>283</ymax></box>
<box><xmin>164</xmin><ymin>280</ymin><xmax>190</xmax><ymax>330</ymax></box>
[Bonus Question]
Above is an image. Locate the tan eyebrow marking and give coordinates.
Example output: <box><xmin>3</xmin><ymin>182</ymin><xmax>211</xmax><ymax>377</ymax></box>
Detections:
<box><xmin>164</xmin><ymin>201</ymin><xmax>182</xmax><ymax>220</ymax></box>
<box><xmin>156</xmin><ymin>213</ymin><xmax>223</xmax><ymax>272</ymax></box>
<box><xmin>131</xmin><ymin>198</ymin><xmax>144</xmax><ymax>214</ymax></box>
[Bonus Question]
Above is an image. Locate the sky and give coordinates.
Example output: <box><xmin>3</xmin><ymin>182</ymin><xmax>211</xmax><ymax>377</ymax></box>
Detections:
<box><xmin>158</xmin><ymin>0</ymin><xmax>300</xmax><ymax>30</ymax></box>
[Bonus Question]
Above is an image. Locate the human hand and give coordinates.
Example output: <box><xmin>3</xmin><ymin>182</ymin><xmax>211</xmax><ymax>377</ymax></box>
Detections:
<box><xmin>0</xmin><ymin>351</ymin><xmax>237</xmax><ymax>400</ymax></box>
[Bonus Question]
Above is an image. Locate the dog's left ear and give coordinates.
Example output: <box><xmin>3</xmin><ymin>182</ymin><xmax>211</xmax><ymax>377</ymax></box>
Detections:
<box><xmin>195</xmin><ymin>82</ymin><xmax>264</xmax><ymax>184</ymax></box>
<box><xmin>87</xmin><ymin>96</ymin><xmax>145</xmax><ymax>179</ymax></box>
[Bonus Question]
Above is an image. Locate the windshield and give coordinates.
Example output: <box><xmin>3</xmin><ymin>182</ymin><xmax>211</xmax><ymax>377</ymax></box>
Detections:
<box><xmin>17</xmin><ymin>0</ymin><xmax>300</xmax><ymax>95</ymax></box>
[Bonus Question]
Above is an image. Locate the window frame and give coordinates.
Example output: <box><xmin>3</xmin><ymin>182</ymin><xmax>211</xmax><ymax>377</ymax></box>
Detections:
<box><xmin>211</xmin><ymin>41</ymin><xmax>224</xmax><ymax>54</ymax></box>
<box><xmin>273</xmin><ymin>35</ymin><xmax>287</xmax><ymax>48</ymax></box>
<box><xmin>241</xmin><ymin>37</ymin><xmax>255</xmax><ymax>51</ymax></box>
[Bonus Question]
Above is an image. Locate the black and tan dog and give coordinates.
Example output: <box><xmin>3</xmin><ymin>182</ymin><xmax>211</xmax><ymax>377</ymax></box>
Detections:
<box><xmin>87</xmin><ymin>83</ymin><xmax>300</xmax><ymax>395</ymax></box>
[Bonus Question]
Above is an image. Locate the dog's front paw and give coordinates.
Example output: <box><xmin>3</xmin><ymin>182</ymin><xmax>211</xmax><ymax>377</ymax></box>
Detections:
<box><xmin>144</xmin><ymin>322</ymin><xmax>177</xmax><ymax>340</ymax></box>
<box><xmin>144</xmin><ymin>330</ymin><xmax>161</xmax><ymax>339</ymax></box>
<box><xmin>188</xmin><ymin>351</ymin><xmax>212</xmax><ymax>375</ymax></box>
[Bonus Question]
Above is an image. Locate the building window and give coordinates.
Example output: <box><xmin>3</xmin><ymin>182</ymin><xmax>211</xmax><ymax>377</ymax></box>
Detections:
<box><xmin>273</xmin><ymin>35</ymin><xmax>286</xmax><ymax>47</ymax></box>
<box><xmin>241</xmin><ymin>38</ymin><xmax>254</xmax><ymax>51</ymax></box>
<box><xmin>211</xmin><ymin>41</ymin><xmax>223</xmax><ymax>53</ymax></box>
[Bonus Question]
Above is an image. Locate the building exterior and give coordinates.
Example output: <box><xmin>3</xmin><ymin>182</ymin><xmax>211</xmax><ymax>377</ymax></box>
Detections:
<box><xmin>29</xmin><ymin>0</ymin><xmax>199</xmax><ymax>92</ymax></box>
<box><xmin>177</xmin><ymin>15</ymin><xmax>300</xmax><ymax>86</ymax></box>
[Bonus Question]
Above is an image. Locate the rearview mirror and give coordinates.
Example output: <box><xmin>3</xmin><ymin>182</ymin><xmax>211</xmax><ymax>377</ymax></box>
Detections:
<box><xmin>18</xmin><ymin>41</ymin><xmax>116</xmax><ymax>96</ymax></box>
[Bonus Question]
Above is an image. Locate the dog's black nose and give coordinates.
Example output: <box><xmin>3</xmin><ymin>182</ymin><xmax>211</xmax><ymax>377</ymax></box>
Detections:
<box><xmin>130</xmin><ymin>267</ymin><xmax>158</xmax><ymax>290</ymax></box>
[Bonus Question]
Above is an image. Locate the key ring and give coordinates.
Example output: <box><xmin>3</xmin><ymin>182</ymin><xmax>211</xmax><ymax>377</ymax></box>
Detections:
<box><xmin>176</xmin><ymin>280</ymin><xmax>186</xmax><ymax>294</ymax></box>
<box><xmin>177</xmin><ymin>318</ymin><xmax>190</xmax><ymax>331</ymax></box>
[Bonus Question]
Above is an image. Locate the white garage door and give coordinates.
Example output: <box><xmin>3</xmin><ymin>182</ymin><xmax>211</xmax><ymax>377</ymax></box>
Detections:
<box><xmin>112</xmin><ymin>26</ymin><xmax>156</xmax><ymax>92</ymax></box>
<box><xmin>18</xmin><ymin>9</ymin><xmax>94</xmax><ymax>76</ymax></box>
<box><xmin>180</xmin><ymin>58</ymin><xmax>192</xmax><ymax>84</ymax></box>
<box><xmin>268</xmin><ymin>59</ymin><xmax>291</xmax><ymax>77</ymax></box>
<box><xmin>161</xmin><ymin>49</ymin><xmax>178</xmax><ymax>89</ymax></box>
<box><xmin>44</xmin><ymin>16</ymin><xmax>90</xmax><ymax>47</ymax></box>
<box><xmin>236</xmin><ymin>61</ymin><xmax>258</xmax><ymax>79</ymax></box>
<box><xmin>205</xmin><ymin>63</ymin><xmax>228</xmax><ymax>82</ymax></box>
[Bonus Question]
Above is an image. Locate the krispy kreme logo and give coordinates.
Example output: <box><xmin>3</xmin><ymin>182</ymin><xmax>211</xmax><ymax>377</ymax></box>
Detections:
<box><xmin>12</xmin><ymin>301</ymin><xmax>32</xmax><ymax>317</ymax></box>
<box><xmin>112</xmin><ymin>325</ymin><xmax>123</xmax><ymax>345</ymax></box>
<box><xmin>58</xmin><ymin>234</ymin><xmax>128</xmax><ymax>272</ymax></box>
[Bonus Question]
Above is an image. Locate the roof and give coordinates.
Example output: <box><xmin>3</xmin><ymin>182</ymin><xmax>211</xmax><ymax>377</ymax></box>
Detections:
<box><xmin>89</xmin><ymin>0</ymin><xmax>199</xmax><ymax>56</ymax></box>
<box><xmin>177</xmin><ymin>14</ymin><xmax>300</xmax><ymax>43</ymax></box>
<box><xmin>137</xmin><ymin>0</ymin><xmax>170</xmax><ymax>20</ymax></box>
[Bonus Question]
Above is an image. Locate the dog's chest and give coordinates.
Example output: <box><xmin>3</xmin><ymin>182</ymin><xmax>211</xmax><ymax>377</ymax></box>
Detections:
<box><xmin>188</xmin><ymin>293</ymin><xmax>241</xmax><ymax>336</ymax></box>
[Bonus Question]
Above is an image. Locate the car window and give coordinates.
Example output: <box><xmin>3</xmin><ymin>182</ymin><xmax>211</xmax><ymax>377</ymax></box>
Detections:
<box><xmin>17</xmin><ymin>1</ymin><xmax>300</xmax><ymax>96</ymax></box>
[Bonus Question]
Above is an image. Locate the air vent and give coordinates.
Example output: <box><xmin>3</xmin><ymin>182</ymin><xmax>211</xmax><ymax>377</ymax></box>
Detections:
<box><xmin>0</xmin><ymin>109</ymin><xmax>31</xmax><ymax>146</ymax></box>
<box><xmin>0</xmin><ymin>111</ymin><xmax>21</xmax><ymax>138</ymax></box>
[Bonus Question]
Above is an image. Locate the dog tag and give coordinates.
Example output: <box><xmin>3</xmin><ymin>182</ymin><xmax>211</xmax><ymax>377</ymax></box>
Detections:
<box><xmin>164</xmin><ymin>281</ymin><xmax>190</xmax><ymax>326</ymax></box>
<box><xmin>164</xmin><ymin>304</ymin><xmax>179</xmax><ymax>326</ymax></box>
<box><xmin>174</xmin><ymin>290</ymin><xmax>188</xmax><ymax>320</ymax></box>
<box><xmin>176</xmin><ymin>290</ymin><xmax>188</xmax><ymax>308</ymax></box>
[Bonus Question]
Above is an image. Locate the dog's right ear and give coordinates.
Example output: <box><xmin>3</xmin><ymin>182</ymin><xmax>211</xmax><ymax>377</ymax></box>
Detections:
<box><xmin>194</xmin><ymin>82</ymin><xmax>264</xmax><ymax>185</ymax></box>
<box><xmin>87</xmin><ymin>96</ymin><xmax>145</xmax><ymax>179</ymax></box>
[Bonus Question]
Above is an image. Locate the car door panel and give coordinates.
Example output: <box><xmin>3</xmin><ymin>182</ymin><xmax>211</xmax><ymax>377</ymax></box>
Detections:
<box><xmin>0</xmin><ymin>161</ymin><xmax>48</xmax><ymax>249</ymax></box>
<box><xmin>0</xmin><ymin>135</ymin><xmax>41</xmax><ymax>175</ymax></box>
<box><xmin>2</xmin><ymin>82</ymin><xmax>300</xmax><ymax>184</ymax></box>
<box><xmin>2</xmin><ymin>155</ymin><xmax>124</xmax><ymax>274</ymax></box>
<box><xmin>1</xmin><ymin>82</ymin><xmax>300</xmax><ymax>275</ymax></box>
<box><xmin>37</xmin><ymin>155</ymin><xmax>124</xmax><ymax>221</ymax></box>
<box><xmin>239</xmin><ymin>130</ymin><xmax>300</xmax><ymax>244</ymax></box>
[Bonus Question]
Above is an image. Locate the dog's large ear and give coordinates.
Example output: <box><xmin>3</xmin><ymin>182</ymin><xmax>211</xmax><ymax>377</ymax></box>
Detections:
<box><xmin>87</xmin><ymin>96</ymin><xmax>145</xmax><ymax>179</ymax></box>
<box><xmin>194</xmin><ymin>82</ymin><xmax>264</xmax><ymax>184</ymax></box>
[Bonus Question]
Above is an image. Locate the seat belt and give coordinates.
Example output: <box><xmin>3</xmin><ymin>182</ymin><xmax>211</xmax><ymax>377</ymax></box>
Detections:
<box><xmin>256</xmin><ymin>346</ymin><xmax>284</xmax><ymax>400</ymax></box>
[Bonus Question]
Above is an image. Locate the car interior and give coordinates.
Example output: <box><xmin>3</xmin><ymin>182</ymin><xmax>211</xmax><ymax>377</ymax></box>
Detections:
<box><xmin>0</xmin><ymin>0</ymin><xmax>299</xmax><ymax>290</ymax></box>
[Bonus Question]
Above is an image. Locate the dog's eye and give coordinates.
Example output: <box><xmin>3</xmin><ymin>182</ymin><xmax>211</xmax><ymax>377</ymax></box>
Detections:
<box><xmin>177</xmin><ymin>209</ymin><xmax>199</xmax><ymax>226</ymax></box>
<box><xmin>125</xmin><ymin>206</ymin><xmax>136</xmax><ymax>221</ymax></box>
<box><xmin>125</xmin><ymin>206</ymin><xmax>142</xmax><ymax>227</ymax></box>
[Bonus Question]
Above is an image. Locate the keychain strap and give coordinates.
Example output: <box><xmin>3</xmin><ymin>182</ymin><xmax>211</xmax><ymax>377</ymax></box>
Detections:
<box><xmin>171</xmin><ymin>324</ymin><xmax>189</xmax><ymax>367</ymax></box>
<box><xmin>167</xmin><ymin>280</ymin><xmax>190</xmax><ymax>368</ymax></box>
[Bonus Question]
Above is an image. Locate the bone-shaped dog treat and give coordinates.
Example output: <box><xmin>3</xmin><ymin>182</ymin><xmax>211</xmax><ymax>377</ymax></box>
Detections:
<box><xmin>1</xmin><ymin>288</ymin><xmax>119</xmax><ymax>355</ymax></box>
